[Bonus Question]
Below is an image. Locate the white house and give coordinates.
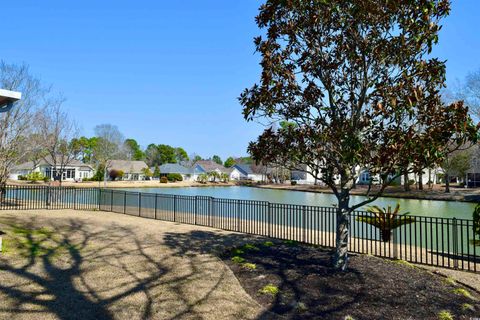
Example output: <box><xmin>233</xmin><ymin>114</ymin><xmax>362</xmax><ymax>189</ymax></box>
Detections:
<box><xmin>193</xmin><ymin>160</ymin><xmax>241</xmax><ymax>181</ymax></box>
<box><xmin>9</xmin><ymin>157</ymin><xmax>94</xmax><ymax>181</ymax></box>
<box><xmin>157</xmin><ymin>163</ymin><xmax>197</xmax><ymax>181</ymax></box>
<box><xmin>108</xmin><ymin>160</ymin><xmax>149</xmax><ymax>181</ymax></box>
<box><xmin>232</xmin><ymin>164</ymin><xmax>267</xmax><ymax>181</ymax></box>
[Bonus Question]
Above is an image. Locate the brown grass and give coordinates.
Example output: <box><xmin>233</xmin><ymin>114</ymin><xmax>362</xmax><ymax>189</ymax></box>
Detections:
<box><xmin>0</xmin><ymin>210</ymin><xmax>264</xmax><ymax>320</ymax></box>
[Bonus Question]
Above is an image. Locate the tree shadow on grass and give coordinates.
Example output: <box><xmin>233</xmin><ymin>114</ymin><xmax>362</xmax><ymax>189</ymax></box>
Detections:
<box><xmin>0</xmin><ymin>215</ymin><xmax>254</xmax><ymax>320</ymax></box>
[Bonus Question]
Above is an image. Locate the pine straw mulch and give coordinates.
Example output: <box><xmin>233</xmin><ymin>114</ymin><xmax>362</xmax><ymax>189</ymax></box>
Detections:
<box><xmin>222</xmin><ymin>241</ymin><xmax>480</xmax><ymax>320</ymax></box>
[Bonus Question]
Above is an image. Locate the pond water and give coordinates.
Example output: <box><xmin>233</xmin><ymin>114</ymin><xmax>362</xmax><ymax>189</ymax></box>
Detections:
<box><xmin>119</xmin><ymin>186</ymin><xmax>476</xmax><ymax>220</ymax></box>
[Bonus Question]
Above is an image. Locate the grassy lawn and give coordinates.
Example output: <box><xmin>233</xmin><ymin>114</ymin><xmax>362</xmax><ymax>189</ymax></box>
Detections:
<box><xmin>0</xmin><ymin>210</ymin><xmax>263</xmax><ymax>320</ymax></box>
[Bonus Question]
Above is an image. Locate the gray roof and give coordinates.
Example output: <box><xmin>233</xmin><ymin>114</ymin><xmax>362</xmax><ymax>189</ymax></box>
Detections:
<box><xmin>194</xmin><ymin>160</ymin><xmax>229</xmax><ymax>173</ymax></box>
<box><xmin>158</xmin><ymin>163</ymin><xmax>193</xmax><ymax>175</ymax></box>
<box><xmin>108</xmin><ymin>160</ymin><xmax>148</xmax><ymax>173</ymax></box>
<box><xmin>14</xmin><ymin>156</ymin><xmax>93</xmax><ymax>171</ymax></box>
<box><xmin>234</xmin><ymin>164</ymin><xmax>253</xmax><ymax>175</ymax></box>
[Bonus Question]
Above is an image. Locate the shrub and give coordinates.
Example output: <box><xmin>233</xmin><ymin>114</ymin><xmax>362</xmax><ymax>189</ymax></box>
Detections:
<box><xmin>208</xmin><ymin>171</ymin><xmax>220</xmax><ymax>182</ymax></box>
<box><xmin>356</xmin><ymin>204</ymin><xmax>415</xmax><ymax>242</ymax></box>
<box><xmin>220</xmin><ymin>173</ymin><xmax>229</xmax><ymax>183</ymax></box>
<box><xmin>444</xmin><ymin>277</ymin><xmax>456</xmax><ymax>286</ymax></box>
<box><xmin>109</xmin><ymin>169</ymin><xmax>124</xmax><ymax>181</ymax></box>
<box><xmin>26</xmin><ymin>172</ymin><xmax>45</xmax><ymax>182</ymax></box>
<box><xmin>258</xmin><ymin>284</ymin><xmax>279</xmax><ymax>296</ymax></box>
<box><xmin>461</xmin><ymin>303</ymin><xmax>475</xmax><ymax>312</ymax></box>
<box><xmin>283</xmin><ymin>239</ymin><xmax>298</xmax><ymax>246</ymax></box>
<box><xmin>231</xmin><ymin>256</ymin><xmax>245</xmax><ymax>264</ymax></box>
<box><xmin>437</xmin><ymin>310</ymin><xmax>453</xmax><ymax>320</ymax></box>
<box><xmin>197</xmin><ymin>173</ymin><xmax>209</xmax><ymax>184</ymax></box>
<box><xmin>141</xmin><ymin>167</ymin><xmax>153</xmax><ymax>179</ymax></box>
<box><xmin>263</xmin><ymin>241</ymin><xmax>274</xmax><ymax>247</ymax></box>
<box><xmin>231</xmin><ymin>248</ymin><xmax>245</xmax><ymax>256</ymax></box>
<box><xmin>153</xmin><ymin>165</ymin><xmax>161</xmax><ymax>178</ymax></box>
<box><xmin>452</xmin><ymin>288</ymin><xmax>473</xmax><ymax>299</ymax></box>
<box><xmin>92</xmin><ymin>165</ymin><xmax>105</xmax><ymax>181</ymax></box>
<box><xmin>242</xmin><ymin>243</ymin><xmax>260</xmax><ymax>251</ymax></box>
<box><xmin>291</xmin><ymin>180</ymin><xmax>297</xmax><ymax>185</ymax></box>
<box><xmin>167</xmin><ymin>173</ymin><xmax>183</xmax><ymax>182</ymax></box>
<box><xmin>242</xmin><ymin>263</ymin><xmax>257</xmax><ymax>270</ymax></box>
<box><xmin>160</xmin><ymin>176</ymin><xmax>168</xmax><ymax>183</ymax></box>
<box><xmin>43</xmin><ymin>176</ymin><xmax>50</xmax><ymax>182</ymax></box>
<box><xmin>408</xmin><ymin>179</ymin><xmax>415</xmax><ymax>186</ymax></box>
<box><xmin>17</xmin><ymin>175</ymin><xmax>26</xmax><ymax>181</ymax></box>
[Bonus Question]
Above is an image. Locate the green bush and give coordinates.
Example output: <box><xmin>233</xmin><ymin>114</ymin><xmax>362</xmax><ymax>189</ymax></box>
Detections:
<box><xmin>242</xmin><ymin>262</ymin><xmax>257</xmax><ymax>270</ymax></box>
<box><xmin>258</xmin><ymin>284</ymin><xmax>279</xmax><ymax>296</ymax></box>
<box><xmin>231</xmin><ymin>256</ymin><xmax>245</xmax><ymax>264</ymax></box>
<box><xmin>109</xmin><ymin>169</ymin><xmax>124</xmax><ymax>181</ymax></box>
<box><xmin>197</xmin><ymin>173</ymin><xmax>209</xmax><ymax>184</ymax></box>
<box><xmin>26</xmin><ymin>172</ymin><xmax>45</xmax><ymax>182</ymax></box>
<box><xmin>167</xmin><ymin>173</ymin><xmax>183</xmax><ymax>182</ymax></box>
<box><xmin>18</xmin><ymin>175</ymin><xmax>26</xmax><ymax>181</ymax></box>
<box><xmin>92</xmin><ymin>165</ymin><xmax>105</xmax><ymax>181</ymax></box>
<box><xmin>43</xmin><ymin>176</ymin><xmax>50</xmax><ymax>182</ymax></box>
<box><xmin>291</xmin><ymin>180</ymin><xmax>297</xmax><ymax>185</ymax></box>
<box><xmin>356</xmin><ymin>204</ymin><xmax>415</xmax><ymax>242</ymax></box>
<box><xmin>160</xmin><ymin>176</ymin><xmax>168</xmax><ymax>183</ymax></box>
<box><xmin>437</xmin><ymin>310</ymin><xmax>453</xmax><ymax>320</ymax></box>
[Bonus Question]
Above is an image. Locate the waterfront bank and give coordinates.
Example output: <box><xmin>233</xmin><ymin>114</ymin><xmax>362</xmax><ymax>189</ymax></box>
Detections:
<box><xmin>254</xmin><ymin>184</ymin><xmax>480</xmax><ymax>203</ymax></box>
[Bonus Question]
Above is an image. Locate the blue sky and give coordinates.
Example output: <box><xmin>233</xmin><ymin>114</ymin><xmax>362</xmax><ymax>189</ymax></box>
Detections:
<box><xmin>2</xmin><ymin>1</ymin><xmax>480</xmax><ymax>159</ymax></box>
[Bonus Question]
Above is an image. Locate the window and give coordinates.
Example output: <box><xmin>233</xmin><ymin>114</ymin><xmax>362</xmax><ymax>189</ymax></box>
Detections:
<box><xmin>360</xmin><ymin>171</ymin><xmax>370</xmax><ymax>182</ymax></box>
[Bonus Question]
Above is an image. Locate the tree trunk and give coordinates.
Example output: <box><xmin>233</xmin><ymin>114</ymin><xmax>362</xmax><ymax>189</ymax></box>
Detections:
<box><xmin>445</xmin><ymin>173</ymin><xmax>450</xmax><ymax>193</ymax></box>
<box><xmin>333</xmin><ymin>189</ymin><xmax>351</xmax><ymax>271</ymax></box>
<box><xmin>418</xmin><ymin>172</ymin><xmax>423</xmax><ymax>190</ymax></box>
<box><xmin>0</xmin><ymin>182</ymin><xmax>6</xmax><ymax>204</ymax></box>
<box><xmin>403</xmin><ymin>171</ymin><xmax>410</xmax><ymax>191</ymax></box>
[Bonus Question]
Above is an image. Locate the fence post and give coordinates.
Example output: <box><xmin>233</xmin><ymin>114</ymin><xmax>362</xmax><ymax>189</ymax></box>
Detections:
<box><xmin>452</xmin><ymin>218</ymin><xmax>458</xmax><ymax>269</ymax></box>
<box><xmin>194</xmin><ymin>196</ymin><xmax>197</xmax><ymax>225</ymax></box>
<box><xmin>73</xmin><ymin>188</ymin><xmax>77</xmax><ymax>210</ymax></box>
<box><xmin>123</xmin><ymin>192</ymin><xmax>127</xmax><ymax>214</ymax></box>
<box><xmin>110</xmin><ymin>190</ymin><xmax>113</xmax><ymax>212</ymax></box>
<box><xmin>237</xmin><ymin>200</ymin><xmax>241</xmax><ymax>232</ymax></box>
<box><xmin>138</xmin><ymin>193</ymin><xmax>141</xmax><ymax>217</ymax></box>
<box><xmin>46</xmin><ymin>186</ymin><xmax>51</xmax><ymax>209</ymax></box>
<box><xmin>392</xmin><ymin>223</ymin><xmax>398</xmax><ymax>260</ymax></box>
<box><xmin>97</xmin><ymin>188</ymin><xmax>101</xmax><ymax>210</ymax></box>
<box><xmin>268</xmin><ymin>202</ymin><xmax>272</xmax><ymax>237</ymax></box>
<box><xmin>173</xmin><ymin>195</ymin><xmax>177</xmax><ymax>222</ymax></box>
<box><xmin>154</xmin><ymin>194</ymin><xmax>158</xmax><ymax>220</ymax></box>
<box><xmin>302</xmin><ymin>205</ymin><xmax>307</xmax><ymax>243</ymax></box>
<box><xmin>209</xmin><ymin>197</ymin><xmax>213</xmax><ymax>227</ymax></box>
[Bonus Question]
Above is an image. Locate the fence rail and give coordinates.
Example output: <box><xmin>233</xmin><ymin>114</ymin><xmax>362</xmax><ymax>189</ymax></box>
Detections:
<box><xmin>1</xmin><ymin>185</ymin><xmax>478</xmax><ymax>272</ymax></box>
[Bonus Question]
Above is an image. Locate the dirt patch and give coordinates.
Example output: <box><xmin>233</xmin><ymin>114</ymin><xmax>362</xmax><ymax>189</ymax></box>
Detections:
<box><xmin>223</xmin><ymin>241</ymin><xmax>480</xmax><ymax>320</ymax></box>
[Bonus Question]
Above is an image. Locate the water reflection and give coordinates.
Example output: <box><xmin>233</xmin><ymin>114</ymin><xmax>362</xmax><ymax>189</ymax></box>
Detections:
<box><xmin>119</xmin><ymin>186</ymin><xmax>476</xmax><ymax>220</ymax></box>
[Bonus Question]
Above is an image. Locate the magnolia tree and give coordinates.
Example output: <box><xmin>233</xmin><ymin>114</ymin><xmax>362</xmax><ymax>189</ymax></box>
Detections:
<box><xmin>240</xmin><ymin>0</ymin><xmax>478</xmax><ymax>270</ymax></box>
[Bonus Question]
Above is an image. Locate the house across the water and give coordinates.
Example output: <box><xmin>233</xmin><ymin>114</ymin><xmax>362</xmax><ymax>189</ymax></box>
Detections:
<box><xmin>107</xmin><ymin>160</ymin><xmax>149</xmax><ymax>181</ymax></box>
<box><xmin>9</xmin><ymin>156</ymin><xmax>94</xmax><ymax>181</ymax></box>
<box><xmin>157</xmin><ymin>163</ymin><xmax>198</xmax><ymax>181</ymax></box>
<box><xmin>193</xmin><ymin>160</ymin><xmax>241</xmax><ymax>181</ymax></box>
<box><xmin>232</xmin><ymin>164</ymin><xmax>267</xmax><ymax>182</ymax></box>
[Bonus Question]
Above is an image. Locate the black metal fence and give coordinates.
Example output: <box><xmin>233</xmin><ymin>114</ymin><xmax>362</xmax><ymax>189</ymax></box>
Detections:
<box><xmin>0</xmin><ymin>185</ymin><xmax>99</xmax><ymax>211</ymax></box>
<box><xmin>1</xmin><ymin>185</ymin><xmax>478</xmax><ymax>272</ymax></box>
